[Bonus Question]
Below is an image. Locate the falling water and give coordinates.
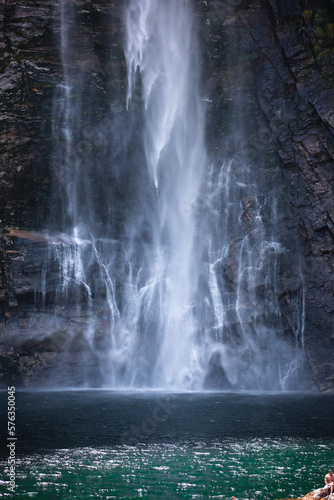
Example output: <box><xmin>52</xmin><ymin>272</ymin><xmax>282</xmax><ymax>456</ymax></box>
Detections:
<box><xmin>44</xmin><ymin>0</ymin><xmax>309</xmax><ymax>390</ymax></box>
<box><xmin>123</xmin><ymin>0</ymin><xmax>207</xmax><ymax>388</ymax></box>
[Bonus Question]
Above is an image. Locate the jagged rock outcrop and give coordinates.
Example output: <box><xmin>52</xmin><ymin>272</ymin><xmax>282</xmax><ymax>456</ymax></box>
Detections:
<box><xmin>280</xmin><ymin>493</ymin><xmax>334</xmax><ymax>500</ymax></box>
<box><xmin>301</xmin><ymin>490</ymin><xmax>334</xmax><ymax>499</ymax></box>
<box><xmin>0</xmin><ymin>0</ymin><xmax>333</xmax><ymax>389</ymax></box>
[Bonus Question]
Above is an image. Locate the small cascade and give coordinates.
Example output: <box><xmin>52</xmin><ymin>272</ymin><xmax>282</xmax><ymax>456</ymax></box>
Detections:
<box><xmin>52</xmin><ymin>1</ymin><xmax>82</xmax><ymax>233</ymax></box>
<box><xmin>203</xmin><ymin>155</ymin><xmax>306</xmax><ymax>390</ymax></box>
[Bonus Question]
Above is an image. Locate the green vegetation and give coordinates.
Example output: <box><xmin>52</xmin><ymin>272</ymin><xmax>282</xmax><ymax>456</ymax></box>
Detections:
<box><xmin>327</xmin><ymin>23</ymin><xmax>334</xmax><ymax>39</ymax></box>
<box><xmin>315</xmin><ymin>26</ymin><xmax>325</xmax><ymax>39</ymax></box>
<box><xmin>304</xmin><ymin>6</ymin><xmax>334</xmax><ymax>86</ymax></box>
<box><xmin>303</xmin><ymin>10</ymin><xmax>313</xmax><ymax>21</ymax></box>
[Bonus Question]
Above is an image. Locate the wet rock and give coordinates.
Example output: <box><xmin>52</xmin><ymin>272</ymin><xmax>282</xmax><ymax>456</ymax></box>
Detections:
<box><xmin>204</xmin><ymin>351</ymin><xmax>233</xmax><ymax>389</ymax></box>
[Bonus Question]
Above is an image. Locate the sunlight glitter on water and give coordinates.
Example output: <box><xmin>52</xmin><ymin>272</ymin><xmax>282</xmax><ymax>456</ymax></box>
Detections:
<box><xmin>2</xmin><ymin>439</ymin><xmax>334</xmax><ymax>500</ymax></box>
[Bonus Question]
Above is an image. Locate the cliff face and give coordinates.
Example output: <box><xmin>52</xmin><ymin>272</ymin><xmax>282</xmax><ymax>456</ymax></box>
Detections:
<box><xmin>0</xmin><ymin>0</ymin><xmax>334</xmax><ymax>391</ymax></box>
<box><xmin>216</xmin><ymin>0</ymin><xmax>334</xmax><ymax>392</ymax></box>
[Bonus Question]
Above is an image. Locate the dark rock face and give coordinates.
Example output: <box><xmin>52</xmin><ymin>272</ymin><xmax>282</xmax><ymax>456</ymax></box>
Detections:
<box><xmin>200</xmin><ymin>0</ymin><xmax>334</xmax><ymax>392</ymax></box>
<box><xmin>0</xmin><ymin>0</ymin><xmax>334</xmax><ymax>391</ymax></box>
<box><xmin>256</xmin><ymin>0</ymin><xmax>334</xmax><ymax>393</ymax></box>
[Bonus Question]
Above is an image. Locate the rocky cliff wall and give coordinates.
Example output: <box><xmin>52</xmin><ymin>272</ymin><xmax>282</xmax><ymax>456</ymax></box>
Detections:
<box><xmin>0</xmin><ymin>0</ymin><xmax>333</xmax><ymax>391</ymax></box>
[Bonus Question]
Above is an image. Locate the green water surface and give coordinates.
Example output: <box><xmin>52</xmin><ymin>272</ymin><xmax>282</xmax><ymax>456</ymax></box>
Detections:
<box><xmin>2</xmin><ymin>439</ymin><xmax>334</xmax><ymax>499</ymax></box>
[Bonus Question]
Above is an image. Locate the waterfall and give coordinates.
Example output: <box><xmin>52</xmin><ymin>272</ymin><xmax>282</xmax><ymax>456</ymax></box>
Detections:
<box><xmin>44</xmin><ymin>0</ymin><xmax>309</xmax><ymax>390</ymax></box>
<box><xmin>123</xmin><ymin>0</ymin><xmax>207</xmax><ymax>388</ymax></box>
